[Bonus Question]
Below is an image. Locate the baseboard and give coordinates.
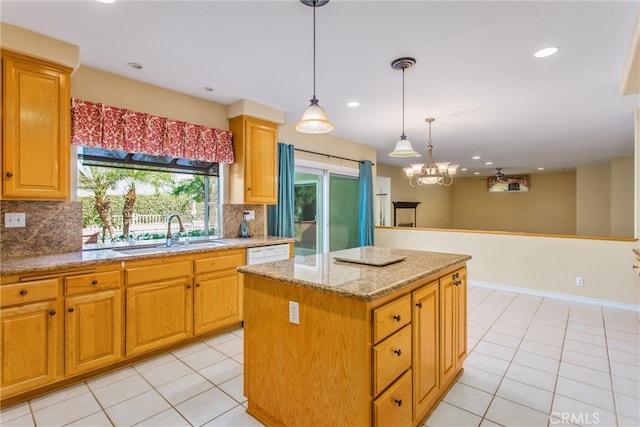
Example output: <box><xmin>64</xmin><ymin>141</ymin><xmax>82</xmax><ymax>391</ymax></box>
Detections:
<box><xmin>468</xmin><ymin>280</ymin><xmax>640</xmax><ymax>312</ymax></box>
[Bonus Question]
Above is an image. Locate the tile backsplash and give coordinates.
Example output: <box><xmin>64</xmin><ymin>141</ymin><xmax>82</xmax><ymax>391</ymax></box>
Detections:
<box><xmin>222</xmin><ymin>204</ymin><xmax>265</xmax><ymax>239</ymax></box>
<box><xmin>0</xmin><ymin>201</ymin><xmax>82</xmax><ymax>259</ymax></box>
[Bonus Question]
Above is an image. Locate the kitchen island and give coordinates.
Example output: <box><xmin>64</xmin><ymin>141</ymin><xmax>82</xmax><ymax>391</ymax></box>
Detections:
<box><xmin>238</xmin><ymin>246</ymin><xmax>471</xmax><ymax>427</ymax></box>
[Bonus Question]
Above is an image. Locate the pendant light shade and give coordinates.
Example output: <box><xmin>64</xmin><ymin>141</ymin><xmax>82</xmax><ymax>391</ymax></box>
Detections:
<box><xmin>389</xmin><ymin>57</ymin><xmax>419</xmax><ymax>157</ymax></box>
<box><xmin>295</xmin><ymin>0</ymin><xmax>334</xmax><ymax>134</ymax></box>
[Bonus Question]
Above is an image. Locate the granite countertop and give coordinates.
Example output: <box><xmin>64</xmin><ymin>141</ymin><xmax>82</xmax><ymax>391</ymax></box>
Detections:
<box><xmin>237</xmin><ymin>246</ymin><xmax>471</xmax><ymax>302</ymax></box>
<box><xmin>0</xmin><ymin>236</ymin><xmax>295</xmax><ymax>276</ymax></box>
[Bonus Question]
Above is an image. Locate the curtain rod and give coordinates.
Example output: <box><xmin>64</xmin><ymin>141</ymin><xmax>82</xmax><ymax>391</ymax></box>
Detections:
<box><xmin>294</xmin><ymin>148</ymin><xmax>375</xmax><ymax>166</ymax></box>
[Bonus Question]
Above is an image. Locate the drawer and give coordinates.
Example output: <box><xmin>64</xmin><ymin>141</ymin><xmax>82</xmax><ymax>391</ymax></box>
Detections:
<box><xmin>373</xmin><ymin>294</ymin><xmax>411</xmax><ymax>343</ymax></box>
<box><xmin>194</xmin><ymin>250</ymin><xmax>245</xmax><ymax>274</ymax></box>
<box><xmin>1</xmin><ymin>278</ymin><xmax>58</xmax><ymax>307</ymax></box>
<box><xmin>372</xmin><ymin>324</ymin><xmax>411</xmax><ymax>396</ymax></box>
<box><xmin>126</xmin><ymin>260</ymin><xmax>191</xmax><ymax>286</ymax></box>
<box><xmin>373</xmin><ymin>369</ymin><xmax>412</xmax><ymax>427</ymax></box>
<box><xmin>65</xmin><ymin>270</ymin><xmax>121</xmax><ymax>296</ymax></box>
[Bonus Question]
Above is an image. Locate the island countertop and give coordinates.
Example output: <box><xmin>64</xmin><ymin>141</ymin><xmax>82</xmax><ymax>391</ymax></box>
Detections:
<box><xmin>237</xmin><ymin>245</ymin><xmax>471</xmax><ymax>302</ymax></box>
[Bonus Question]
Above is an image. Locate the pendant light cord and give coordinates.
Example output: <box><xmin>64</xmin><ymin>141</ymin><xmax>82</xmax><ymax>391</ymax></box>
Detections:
<box><xmin>401</xmin><ymin>67</ymin><xmax>406</xmax><ymax>138</ymax></box>
<box><xmin>312</xmin><ymin>0</ymin><xmax>317</xmax><ymax>101</ymax></box>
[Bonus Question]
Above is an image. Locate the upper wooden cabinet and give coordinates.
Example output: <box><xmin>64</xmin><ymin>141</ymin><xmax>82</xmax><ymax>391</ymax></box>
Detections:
<box><xmin>228</xmin><ymin>115</ymin><xmax>277</xmax><ymax>204</ymax></box>
<box><xmin>1</xmin><ymin>50</ymin><xmax>71</xmax><ymax>200</ymax></box>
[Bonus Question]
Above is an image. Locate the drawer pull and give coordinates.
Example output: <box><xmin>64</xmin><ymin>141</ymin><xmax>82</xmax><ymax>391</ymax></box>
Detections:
<box><xmin>394</xmin><ymin>399</ymin><xmax>403</xmax><ymax>407</ymax></box>
<box><xmin>416</xmin><ymin>302</ymin><xmax>423</xmax><ymax>308</ymax></box>
<box><xmin>196</xmin><ymin>283</ymin><xmax>201</xmax><ymax>288</ymax></box>
<box><xmin>453</xmin><ymin>272</ymin><xmax>459</xmax><ymax>279</ymax></box>
<box><xmin>6</xmin><ymin>172</ymin><xmax>13</xmax><ymax>178</ymax></box>
<box><xmin>392</xmin><ymin>314</ymin><xmax>401</xmax><ymax>322</ymax></box>
<box><xmin>91</xmin><ymin>280</ymin><xmax>98</xmax><ymax>285</ymax></box>
<box><xmin>19</xmin><ymin>289</ymin><xmax>28</xmax><ymax>296</ymax></box>
<box><xmin>393</xmin><ymin>348</ymin><xmax>402</xmax><ymax>357</ymax></box>
<box><xmin>186</xmin><ymin>285</ymin><xmax>192</xmax><ymax>289</ymax></box>
<box><xmin>68</xmin><ymin>307</ymin><xmax>75</xmax><ymax>313</ymax></box>
<box><xmin>49</xmin><ymin>310</ymin><xmax>56</xmax><ymax>316</ymax></box>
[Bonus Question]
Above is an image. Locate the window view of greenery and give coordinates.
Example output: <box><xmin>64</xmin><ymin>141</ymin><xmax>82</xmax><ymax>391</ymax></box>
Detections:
<box><xmin>78</xmin><ymin>147</ymin><xmax>220</xmax><ymax>246</ymax></box>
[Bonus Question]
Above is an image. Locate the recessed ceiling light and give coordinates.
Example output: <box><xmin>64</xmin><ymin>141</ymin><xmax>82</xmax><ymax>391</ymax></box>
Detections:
<box><xmin>537</xmin><ymin>167</ymin><xmax>545</xmax><ymax>171</ymax></box>
<box><xmin>472</xmin><ymin>156</ymin><xmax>480</xmax><ymax>160</ymax></box>
<box><xmin>347</xmin><ymin>101</ymin><xmax>360</xmax><ymax>108</ymax></box>
<box><xmin>485</xmin><ymin>161</ymin><xmax>493</xmax><ymax>165</ymax></box>
<box><xmin>474</xmin><ymin>172</ymin><xmax>480</xmax><ymax>175</ymax></box>
<box><xmin>127</xmin><ymin>62</ymin><xmax>143</xmax><ymax>70</ymax></box>
<box><xmin>534</xmin><ymin>46</ymin><xmax>559</xmax><ymax>58</ymax></box>
<box><xmin>461</xmin><ymin>168</ymin><xmax>468</xmax><ymax>171</ymax></box>
<box><xmin>202</xmin><ymin>86</ymin><xmax>214</xmax><ymax>92</ymax></box>
<box><xmin>96</xmin><ymin>0</ymin><xmax>116</xmax><ymax>4</ymax></box>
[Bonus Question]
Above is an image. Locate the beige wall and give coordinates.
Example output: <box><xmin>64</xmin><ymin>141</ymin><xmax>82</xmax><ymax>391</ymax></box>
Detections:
<box><xmin>611</xmin><ymin>156</ymin><xmax>635</xmax><ymax>237</ymax></box>
<box><xmin>71</xmin><ymin>66</ymin><xmax>228</xmax><ymax>130</ymax></box>
<box><xmin>376</xmin><ymin>227</ymin><xmax>638</xmax><ymax>306</ymax></box>
<box><xmin>452</xmin><ymin>172</ymin><xmax>577</xmax><ymax>234</ymax></box>
<box><xmin>376</xmin><ymin>163</ymin><xmax>452</xmax><ymax>228</ymax></box>
<box><xmin>576</xmin><ymin>162</ymin><xmax>612</xmax><ymax>236</ymax></box>
<box><xmin>278</xmin><ymin>124</ymin><xmax>377</xmax><ymax>174</ymax></box>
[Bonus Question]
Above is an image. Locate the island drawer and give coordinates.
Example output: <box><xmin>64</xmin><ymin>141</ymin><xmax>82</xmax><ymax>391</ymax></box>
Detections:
<box><xmin>373</xmin><ymin>294</ymin><xmax>411</xmax><ymax>343</ymax></box>
<box><xmin>372</xmin><ymin>324</ymin><xmax>411</xmax><ymax>396</ymax></box>
<box><xmin>1</xmin><ymin>278</ymin><xmax>58</xmax><ymax>307</ymax></box>
<box><xmin>372</xmin><ymin>369</ymin><xmax>412</xmax><ymax>427</ymax></box>
<box><xmin>65</xmin><ymin>270</ymin><xmax>121</xmax><ymax>295</ymax></box>
<box><xmin>194</xmin><ymin>250</ymin><xmax>244</xmax><ymax>274</ymax></box>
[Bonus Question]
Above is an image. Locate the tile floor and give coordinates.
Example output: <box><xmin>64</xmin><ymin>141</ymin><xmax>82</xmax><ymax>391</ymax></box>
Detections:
<box><xmin>1</xmin><ymin>286</ymin><xmax>638</xmax><ymax>427</ymax></box>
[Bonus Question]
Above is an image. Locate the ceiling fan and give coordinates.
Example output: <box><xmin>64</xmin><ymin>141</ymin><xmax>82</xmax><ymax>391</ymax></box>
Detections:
<box><xmin>492</xmin><ymin>168</ymin><xmax>507</xmax><ymax>182</ymax></box>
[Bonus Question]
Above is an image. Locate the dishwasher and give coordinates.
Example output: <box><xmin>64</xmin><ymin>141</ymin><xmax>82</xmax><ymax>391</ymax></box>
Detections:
<box><xmin>246</xmin><ymin>243</ymin><xmax>291</xmax><ymax>265</ymax></box>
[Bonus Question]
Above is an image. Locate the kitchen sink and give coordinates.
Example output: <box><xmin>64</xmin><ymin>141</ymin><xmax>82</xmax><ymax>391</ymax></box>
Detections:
<box><xmin>113</xmin><ymin>240</ymin><xmax>229</xmax><ymax>256</ymax></box>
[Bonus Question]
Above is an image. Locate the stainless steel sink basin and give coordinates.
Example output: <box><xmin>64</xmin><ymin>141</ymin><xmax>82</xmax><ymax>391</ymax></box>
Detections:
<box><xmin>113</xmin><ymin>240</ymin><xmax>228</xmax><ymax>256</ymax></box>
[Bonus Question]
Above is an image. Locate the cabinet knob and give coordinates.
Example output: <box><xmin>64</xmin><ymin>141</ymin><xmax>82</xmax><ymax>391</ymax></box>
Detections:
<box><xmin>393</xmin><ymin>348</ymin><xmax>402</xmax><ymax>357</ymax></box>
<box><xmin>633</xmin><ymin>265</ymin><xmax>639</xmax><ymax>269</ymax></box>
<box><xmin>247</xmin><ymin>187</ymin><xmax>251</xmax><ymax>192</ymax></box>
<box><xmin>49</xmin><ymin>310</ymin><xmax>56</xmax><ymax>316</ymax></box>
<box><xmin>416</xmin><ymin>302</ymin><xmax>423</xmax><ymax>308</ymax></box>
<box><xmin>392</xmin><ymin>314</ymin><xmax>401</xmax><ymax>322</ymax></box>
<box><xmin>6</xmin><ymin>172</ymin><xmax>13</xmax><ymax>178</ymax></box>
<box><xmin>186</xmin><ymin>285</ymin><xmax>192</xmax><ymax>289</ymax></box>
<box><xmin>196</xmin><ymin>283</ymin><xmax>201</xmax><ymax>288</ymax></box>
<box><xmin>91</xmin><ymin>280</ymin><xmax>98</xmax><ymax>285</ymax></box>
<box><xmin>68</xmin><ymin>307</ymin><xmax>75</xmax><ymax>313</ymax></box>
<box><xmin>19</xmin><ymin>289</ymin><xmax>28</xmax><ymax>296</ymax></box>
<box><xmin>394</xmin><ymin>399</ymin><xmax>403</xmax><ymax>407</ymax></box>
<box><xmin>453</xmin><ymin>273</ymin><xmax>459</xmax><ymax>280</ymax></box>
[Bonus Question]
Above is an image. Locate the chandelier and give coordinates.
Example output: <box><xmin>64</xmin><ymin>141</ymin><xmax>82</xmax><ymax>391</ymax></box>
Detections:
<box><xmin>403</xmin><ymin>118</ymin><xmax>459</xmax><ymax>186</ymax></box>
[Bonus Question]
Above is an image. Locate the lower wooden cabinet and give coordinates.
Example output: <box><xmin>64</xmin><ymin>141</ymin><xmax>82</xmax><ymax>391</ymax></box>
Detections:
<box><xmin>125</xmin><ymin>278</ymin><xmax>193</xmax><ymax>357</ymax></box>
<box><xmin>65</xmin><ymin>290</ymin><xmax>122</xmax><ymax>375</ymax></box>
<box><xmin>0</xmin><ymin>300</ymin><xmax>59</xmax><ymax>396</ymax></box>
<box><xmin>194</xmin><ymin>269</ymin><xmax>241</xmax><ymax>335</ymax></box>
<box><xmin>412</xmin><ymin>280</ymin><xmax>440</xmax><ymax>421</ymax></box>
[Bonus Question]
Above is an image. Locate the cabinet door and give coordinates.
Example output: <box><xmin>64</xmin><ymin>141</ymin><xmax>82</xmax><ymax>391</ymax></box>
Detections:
<box><xmin>439</xmin><ymin>275</ymin><xmax>456</xmax><ymax>387</ymax></box>
<box><xmin>245</xmin><ymin>119</ymin><xmax>277</xmax><ymax>203</ymax></box>
<box><xmin>194</xmin><ymin>269</ymin><xmax>242</xmax><ymax>335</ymax></box>
<box><xmin>1</xmin><ymin>301</ymin><xmax>58</xmax><ymax>396</ymax></box>
<box><xmin>126</xmin><ymin>278</ymin><xmax>192</xmax><ymax>357</ymax></box>
<box><xmin>412</xmin><ymin>281</ymin><xmax>439</xmax><ymax>420</ymax></box>
<box><xmin>454</xmin><ymin>269</ymin><xmax>467</xmax><ymax>367</ymax></box>
<box><xmin>65</xmin><ymin>290</ymin><xmax>122</xmax><ymax>375</ymax></box>
<box><xmin>2</xmin><ymin>52</ymin><xmax>70</xmax><ymax>200</ymax></box>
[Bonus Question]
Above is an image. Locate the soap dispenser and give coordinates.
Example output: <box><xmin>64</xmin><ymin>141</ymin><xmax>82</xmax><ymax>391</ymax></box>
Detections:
<box><xmin>240</xmin><ymin>211</ymin><xmax>250</xmax><ymax>238</ymax></box>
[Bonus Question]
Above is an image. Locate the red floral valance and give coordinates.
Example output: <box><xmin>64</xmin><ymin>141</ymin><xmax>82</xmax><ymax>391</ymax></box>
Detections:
<box><xmin>71</xmin><ymin>98</ymin><xmax>234</xmax><ymax>164</ymax></box>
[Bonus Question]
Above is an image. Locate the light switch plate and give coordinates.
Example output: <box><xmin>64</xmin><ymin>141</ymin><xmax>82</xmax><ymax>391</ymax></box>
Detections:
<box><xmin>289</xmin><ymin>301</ymin><xmax>300</xmax><ymax>325</ymax></box>
<box><xmin>5</xmin><ymin>212</ymin><xmax>26</xmax><ymax>228</ymax></box>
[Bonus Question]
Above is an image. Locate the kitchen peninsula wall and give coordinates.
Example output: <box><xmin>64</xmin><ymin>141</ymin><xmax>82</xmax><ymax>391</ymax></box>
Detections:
<box><xmin>0</xmin><ymin>201</ymin><xmax>82</xmax><ymax>258</ymax></box>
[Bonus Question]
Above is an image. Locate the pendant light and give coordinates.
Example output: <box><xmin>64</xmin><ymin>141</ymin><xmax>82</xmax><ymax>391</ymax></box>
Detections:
<box><xmin>389</xmin><ymin>57</ymin><xmax>419</xmax><ymax>157</ymax></box>
<box><xmin>295</xmin><ymin>0</ymin><xmax>335</xmax><ymax>134</ymax></box>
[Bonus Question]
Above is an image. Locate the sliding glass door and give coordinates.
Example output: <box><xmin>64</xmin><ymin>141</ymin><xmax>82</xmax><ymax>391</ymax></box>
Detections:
<box><xmin>294</xmin><ymin>164</ymin><xmax>359</xmax><ymax>256</ymax></box>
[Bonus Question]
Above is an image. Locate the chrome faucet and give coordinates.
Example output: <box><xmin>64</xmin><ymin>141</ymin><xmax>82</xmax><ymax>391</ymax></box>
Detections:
<box><xmin>166</xmin><ymin>214</ymin><xmax>185</xmax><ymax>247</ymax></box>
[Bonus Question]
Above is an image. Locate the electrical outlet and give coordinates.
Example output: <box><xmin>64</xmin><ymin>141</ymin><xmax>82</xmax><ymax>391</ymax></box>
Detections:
<box><xmin>5</xmin><ymin>213</ymin><xmax>26</xmax><ymax>228</ymax></box>
<box><xmin>576</xmin><ymin>277</ymin><xmax>584</xmax><ymax>287</ymax></box>
<box><xmin>289</xmin><ymin>301</ymin><xmax>300</xmax><ymax>325</ymax></box>
<box><xmin>244</xmin><ymin>210</ymin><xmax>255</xmax><ymax>220</ymax></box>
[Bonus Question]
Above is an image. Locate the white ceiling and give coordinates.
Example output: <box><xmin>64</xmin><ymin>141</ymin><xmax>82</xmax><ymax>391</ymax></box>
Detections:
<box><xmin>2</xmin><ymin>0</ymin><xmax>638</xmax><ymax>177</ymax></box>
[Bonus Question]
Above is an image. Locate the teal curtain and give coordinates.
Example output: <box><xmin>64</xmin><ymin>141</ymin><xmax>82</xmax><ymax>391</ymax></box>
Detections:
<box><xmin>359</xmin><ymin>160</ymin><xmax>374</xmax><ymax>246</ymax></box>
<box><xmin>268</xmin><ymin>143</ymin><xmax>295</xmax><ymax>237</ymax></box>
